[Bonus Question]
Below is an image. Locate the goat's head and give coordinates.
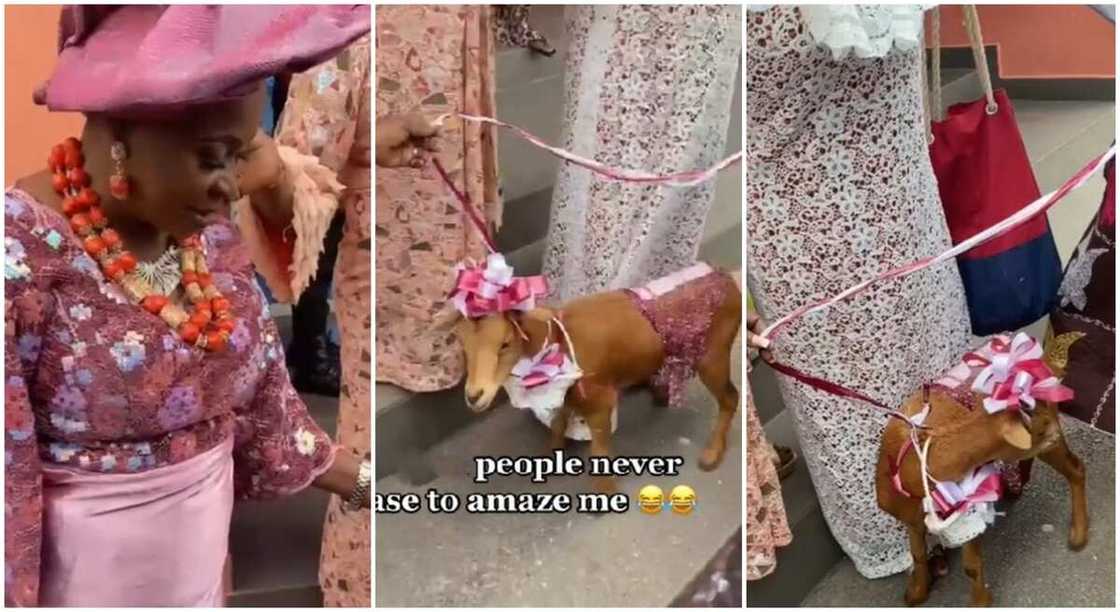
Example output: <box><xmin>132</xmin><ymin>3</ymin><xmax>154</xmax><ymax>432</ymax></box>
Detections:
<box><xmin>984</xmin><ymin>401</ymin><xmax>1068</xmax><ymax>463</ymax></box>
<box><xmin>436</xmin><ymin>304</ymin><xmax>554</xmax><ymax>412</ymax></box>
<box><xmin>992</xmin><ymin>409</ymin><xmax>1034</xmax><ymax>454</ymax></box>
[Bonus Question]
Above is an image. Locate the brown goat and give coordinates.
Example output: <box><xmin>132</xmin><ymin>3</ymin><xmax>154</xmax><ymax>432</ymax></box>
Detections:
<box><xmin>447</xmin><ymin>268</ymin><xmax>742</xmax><ymax>494</ymax></box>
<box><xmin>875</xmin><ymin>355</ymin><xmax>1088</xmax><ymax>607</ymax></box>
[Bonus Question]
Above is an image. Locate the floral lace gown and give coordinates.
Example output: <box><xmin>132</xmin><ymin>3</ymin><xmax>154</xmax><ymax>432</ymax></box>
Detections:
<box><xmin>4</xmin><ymin>192</ymin><xmax>334</xmax><ymax>605</ymax></box>
<box><xmin>273</xmin><ymin>36</ymin><xmax>372</xmax><ymax>607</ymax></box>
<box><xmin>745</xmin><ymin>6</ymin><xmax>973</xmax><ymax>578</ymax></box>
<box><xmin>542</xmin><ymin>5</ymin><xmax>741</xmax><ymax>303</ymax></box>
<box><xmin>375</xmin><ymin>5</ymin><xmax>501</xmax><ymax>392</ymax></box>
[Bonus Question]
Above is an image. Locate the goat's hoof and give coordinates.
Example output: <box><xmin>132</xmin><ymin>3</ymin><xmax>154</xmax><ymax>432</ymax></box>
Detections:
<box><xmin>969</xmin><ymin>590</ymin><xmax>992</xmax><ymax>607</ymax></box>
<box><xmin>698</xmin><ymin>448</ymin><xmax>723</xmax><ymax>472</ymax></box>
<box><xmin>1069</xmin><ymin>527</ymin><xmax>1089</xmax><ymax>551</ymax></box>
<box><xmin>904</xmin><ymin>588</ymin><xmax>929</xmax><ymax>607</ymax></box>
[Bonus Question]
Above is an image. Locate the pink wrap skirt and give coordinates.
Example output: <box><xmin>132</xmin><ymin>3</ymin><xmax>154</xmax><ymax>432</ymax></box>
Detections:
<box><xmin>39</xmin><ymin>437</ymin><xmax>234</xmax><ymax>606</ymax></box>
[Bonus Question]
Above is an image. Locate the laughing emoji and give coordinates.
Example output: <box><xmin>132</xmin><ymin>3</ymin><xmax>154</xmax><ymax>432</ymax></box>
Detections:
<box><xmin>638</xmin><ymin>485</ymin><xmax>664</xmax><ymax>514</ymax></box>
<box><xmin>669</xmin><ymin>485</ymin><xmax>697</xmax><ymax>515</ymax></box>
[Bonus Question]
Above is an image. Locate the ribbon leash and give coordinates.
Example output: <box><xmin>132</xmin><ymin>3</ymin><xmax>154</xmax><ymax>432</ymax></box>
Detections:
<box><xmin>762</xmin><ymin>146</ymin><xmax>1117</xmax><ymax>339</ymax></box>
<box><xmin>766</xmin><ymin>359</ymin><xmax>927</xmax><ymax>429</ymax></box>
<box><xmin>431</xmin><ymin>157</ymin><xmax>496</xmax><ymax>253</ymax></box>
<box><xmin>454</xmin><ymin>113</ymin><xmax>741</xmax><ymax>187</ymax></box>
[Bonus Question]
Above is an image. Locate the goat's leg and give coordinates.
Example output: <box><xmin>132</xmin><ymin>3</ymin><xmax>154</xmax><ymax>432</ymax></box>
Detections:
<box><xmin>696</xmin><ymin>309</ymin><xmax>740</xmax><ymax>471</ymax></box>
<box><xmin>904</xmin><ymin>522</ymin><xmax>932</xmax><ymax>606</ymax></box>
<box><xmin>581</xmin><ymin>387</ymin><xmax>619</xmax><ymax>494</ymax></box>
<box><xmin>549</xmin><ymin>403</ymin><xmax>573</xmax><ymax>451</ymax></box>
<box><xmin>1039</xmin><ymin>433</ymin><xmax>1089</xmax><ymax>550</ymax></box>
<box><xmin>962</xmin><ymin>538</ymin><xmax>992</xmax><ymax>607</ymax></box>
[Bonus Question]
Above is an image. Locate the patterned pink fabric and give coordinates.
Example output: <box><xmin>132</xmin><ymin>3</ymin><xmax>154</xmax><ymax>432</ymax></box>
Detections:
<box><xmin>4</xmin><ymin>190</ymin><xmax>334</xmax><ymax>606</ymax></box>
<box><xmin>747</xmin><ymin>370</ymin><xmax>791</xmax><ymax>581</ymax></box>
<box><xmin>39</xmin><ymin>437</ymin><xmax>234</xmax><ymax>606</ymax></box>
<box><xmin>626</xmin><ymin>269</ymin><xmax>735</xmax><ymax>407</ymax></box>
<box><xmin>375</xmin><ymin>5</ymin><xmax>500</xmax><ymax>392</ymax></box>
<box><xmin>35</xmin><ymin>5</ymin><xmax>370</xmax><ymax>114</ymax></box>
<box><xmin>272</xmin><ymin>35</ymin><xmax>372</xmax><ymax>607</ymax></box>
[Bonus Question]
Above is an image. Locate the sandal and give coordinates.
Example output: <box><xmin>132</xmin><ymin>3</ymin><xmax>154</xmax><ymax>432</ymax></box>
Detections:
<box><xmin>773</xmin><ymin>445</ymin><xmax>798</xmax><ymax>480</ymax></box>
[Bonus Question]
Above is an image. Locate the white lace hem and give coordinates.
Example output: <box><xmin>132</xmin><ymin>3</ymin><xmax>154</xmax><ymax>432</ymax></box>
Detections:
<box><xmin>748</xmin><ymin>5</ymin><xmax>933</xmax><ymax>60</ymax></box>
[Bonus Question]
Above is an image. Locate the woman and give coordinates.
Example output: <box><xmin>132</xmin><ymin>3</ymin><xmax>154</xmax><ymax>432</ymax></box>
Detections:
<box><xmin>4</xmin><ymin>6</ymin><xmax>370</xmax><ymax>606</ymax></box>
<box><xmin>542</xmin><ymin>5</ymin><xmax>741</xmax><ymax>302</ymax></box>
<box><xmin>374</xmin><ymin>5</ymin><xmax>500</xmax><ymax>392</ymax></box>
<box><xmin>238</xmin><ymin>34</ymin><xmax>373</xmax><ymax>606</ymax></box>
<box><xmin>746</xmin><ymin>5</ymin><xmax>973</xmax><ymax>579</ymax></box>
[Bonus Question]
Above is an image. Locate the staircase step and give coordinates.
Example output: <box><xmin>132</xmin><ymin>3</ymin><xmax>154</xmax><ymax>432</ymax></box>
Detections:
<box><xmin>745</xmin><ymin>391</ymin><xmax>844</xmax><ymax>607</ymax></box>
<box><xmin>494</xmin><ymin>6</ymin><xmax>567</xmax><ymax>203</ymax></box>
<box><xmin>802</xmin><ymin>418</ymin><xmax>1115</xmax><ymax>606</ymax></box>
<box><xmin>376</xmin><ymin>331</ymin><xmax>743</xmax><ymax>606</ymax></box>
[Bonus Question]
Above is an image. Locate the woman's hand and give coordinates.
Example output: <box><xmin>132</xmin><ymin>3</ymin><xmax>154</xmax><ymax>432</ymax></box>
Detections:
<box><xmin>238</xmin><ymin>128</ymin><xmax>284</xmax><ymax>195</ymax></box>
<box><xmin>747</xmin><ymin>312</ymin><xmax>773</xmax><ymax>363</ymax></box>
<box><xmin>238</xmin><ymin>128</ymin><xmax>295</xmax><ymax>228</ymax></box>
<box><xmin>313</xmin><ymin>451</ymin><xmax>370</xmax><ymax>509</ymax></box>
<box><xmin>376</xmin><ymin>112</ymin><xmax>442</xmax><ymax>168</ymax></box>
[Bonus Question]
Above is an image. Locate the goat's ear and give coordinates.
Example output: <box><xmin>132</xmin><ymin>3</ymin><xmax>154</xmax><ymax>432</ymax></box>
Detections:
<box><xmin>1000</xmin><ymin>418</ymin><xmax>1032</xmax><ymax>450</ymax></box>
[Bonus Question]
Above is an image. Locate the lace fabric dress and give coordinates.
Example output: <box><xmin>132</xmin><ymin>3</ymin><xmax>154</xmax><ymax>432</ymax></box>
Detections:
<box><xmin>272</xmin><ymin>36</ymin><xmax>372</xmax><ymax>607</ymax></box>
<box><xmin>4</xmin><ymin>192</ymin><xmax>334</xmax><ymax>605</ymax></box>
<box><xmin>541</xmin><ymin>5</ymin><xmax>741</xmax><ymax>303</ymax></box>
<box><xmin>745</xmin><ymin>5</ymin><xmax>973</xmax><ymax>578</ymax></box>
<box><xmin>375</xmin><ymin>5</ymin><xmax>501</xmax><ymax>392</ymax></box>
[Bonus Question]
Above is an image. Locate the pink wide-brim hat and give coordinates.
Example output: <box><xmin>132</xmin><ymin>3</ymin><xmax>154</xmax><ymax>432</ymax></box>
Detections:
<box><xmin>34</xmin><ymin>4</ymin><xmax>371</xmax><ymax>115</ymax></box>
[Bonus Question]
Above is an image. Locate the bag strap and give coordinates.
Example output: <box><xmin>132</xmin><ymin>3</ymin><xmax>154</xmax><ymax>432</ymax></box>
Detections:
<box><xmin>927</xmin><ymin>5</ymin><xmax>998</xmax><ymax>124</ymax></box>
<box><xmin>963</xmin><ymin>5</ymin><xmax>998</xmax><ymax>114</ymax></box>
<box><xmin>929</xmin><ymin>7</ymin><xmax>942</xmax><ymax>122</ymax></box>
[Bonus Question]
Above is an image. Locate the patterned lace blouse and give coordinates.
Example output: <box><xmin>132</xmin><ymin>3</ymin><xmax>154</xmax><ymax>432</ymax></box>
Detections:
<box><xmin>4</xmin><ymin>190</ymin><xmax>334</xmax><ymax>605</ymax></box>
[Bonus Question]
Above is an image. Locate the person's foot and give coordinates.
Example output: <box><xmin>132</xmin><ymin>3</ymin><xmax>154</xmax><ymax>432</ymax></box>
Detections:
<box><xmin>772</xmin><ymin>445</ymin><xmax>797</xmax><ymax>480</ymax></box>
<box><xmin>288</xmin><ymin>336</ymin><xmax>341</xmax><ymax>396</ymax></box>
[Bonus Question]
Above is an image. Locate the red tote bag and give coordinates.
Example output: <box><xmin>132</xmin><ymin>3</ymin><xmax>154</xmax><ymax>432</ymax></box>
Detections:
<box><xmin>926</xmin><ymin>6</ymin><xmax>1062</xmax><ymax>335</ymax></box>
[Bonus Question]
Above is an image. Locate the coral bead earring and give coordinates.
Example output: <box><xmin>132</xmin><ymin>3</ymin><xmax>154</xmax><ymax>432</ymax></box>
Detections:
<box><xmin>109</xmin><ymin>141</ymin><xmax>130</xmax><ymax>200</ymax></box>
<box><xmin>109</xmin><ymin>174</ymin><xmax>131</xmax><ymax>200</ymax></box>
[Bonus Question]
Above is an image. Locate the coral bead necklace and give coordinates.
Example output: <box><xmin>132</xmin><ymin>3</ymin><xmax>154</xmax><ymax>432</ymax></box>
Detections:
<box><xmin>49</xmin><ymin>137</ymin><xmax>234</xmax><ymax>351</ymax></box>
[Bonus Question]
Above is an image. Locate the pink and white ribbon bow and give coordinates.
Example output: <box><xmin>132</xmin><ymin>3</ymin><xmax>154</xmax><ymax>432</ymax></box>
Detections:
<box><xmin>970</xmin><ymin>333</ymin><xmax>1074</xmax><ymax>414</ymax></box>
<box><xmin>930</xmin><ymin>463</ymin><xmax>1002</xmax><ymax>518</ymax></box>
<box><xmin>450</xmin><ymin>253</ymin><xmax>549</xmax><ymax>319</ymax></box>
<box><xmin>511</xmin><ymin>343</ymin><xmax>579</xmax><ymax>388</ymax></box>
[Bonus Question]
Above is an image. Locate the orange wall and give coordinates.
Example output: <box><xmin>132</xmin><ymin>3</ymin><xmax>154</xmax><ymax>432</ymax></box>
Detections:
<box><xmin>929</xmin><ymin>5</ymin><xmax>1115</xmax><ymax>79</ymax></box>
<box><xmin>5</xmin><ymin>5</ymin><xmax>84</xmax><ymax>183</ymax></box>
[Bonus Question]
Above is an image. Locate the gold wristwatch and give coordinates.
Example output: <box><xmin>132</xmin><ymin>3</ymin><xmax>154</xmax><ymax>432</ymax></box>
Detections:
<box><xmin>346</xmin><ymin>457</ymin><xmax>371</xmax><ymax>510</ymax></box>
